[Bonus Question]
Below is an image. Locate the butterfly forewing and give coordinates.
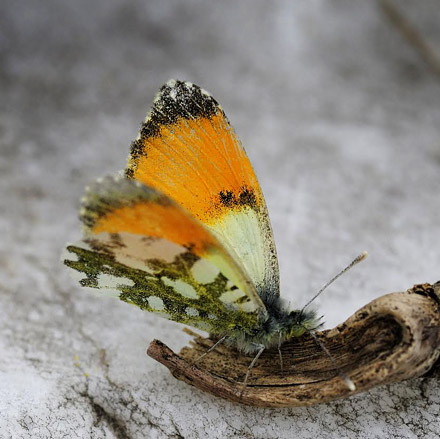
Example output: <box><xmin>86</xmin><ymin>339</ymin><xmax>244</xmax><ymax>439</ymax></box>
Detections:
<box><xmin>126</xmin><ymin>80</ymin><xmax>280</xmax><ymax>301</ymax></box>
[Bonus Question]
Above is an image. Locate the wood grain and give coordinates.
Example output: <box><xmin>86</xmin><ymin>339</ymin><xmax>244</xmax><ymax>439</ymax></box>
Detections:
<box><xmin>147</xmin><ymin>282</ymin><xmax>440</xmax><ymax>407</ymax></box>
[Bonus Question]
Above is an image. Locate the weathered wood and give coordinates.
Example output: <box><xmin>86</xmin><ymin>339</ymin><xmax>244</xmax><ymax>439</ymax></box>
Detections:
<box><xmin>147</xmin><ymin>282</ymin><xmax>440</xmax><ymax>407</ymax></box>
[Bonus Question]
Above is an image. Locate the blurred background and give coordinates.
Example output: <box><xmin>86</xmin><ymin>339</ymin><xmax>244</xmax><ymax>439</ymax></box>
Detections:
<box><xmin>1</xmin><ymin>1</ymin><xmax>440</xmax><ymax>437</ymax></box>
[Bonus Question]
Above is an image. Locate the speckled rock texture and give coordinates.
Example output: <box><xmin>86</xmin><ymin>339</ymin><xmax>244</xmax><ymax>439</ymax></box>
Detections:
<box><xmin>1</xmin><ymin>1</ymin><xmax>439</xmax><ymax>438</ymax></box>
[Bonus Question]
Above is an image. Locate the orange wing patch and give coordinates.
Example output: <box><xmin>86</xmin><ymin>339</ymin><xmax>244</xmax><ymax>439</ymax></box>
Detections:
<box><xmin>91</xmin><ymin>201</ymin><xmax>216</xmax><ymax>256</ymax></box>
<box><xmin>128</xmin><ymin>111</ymin><xmax>262</xmax><ymax>224</ymax></box>
<box><xmin>82</xmin><ymin>178</ymin><xmax>215</xmax><ymax>257</ymax></box>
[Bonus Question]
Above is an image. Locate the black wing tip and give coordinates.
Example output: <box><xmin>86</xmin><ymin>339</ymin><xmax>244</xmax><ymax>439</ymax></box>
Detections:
<box><xmin>140</xmin><ymin>79</ymin><xmax>221</xmax><ymax>138</ymax></box>
<box><xmin>126</xmin><ymin>79</ymin><xmax>225</xmax><ymax>169</ymax></box>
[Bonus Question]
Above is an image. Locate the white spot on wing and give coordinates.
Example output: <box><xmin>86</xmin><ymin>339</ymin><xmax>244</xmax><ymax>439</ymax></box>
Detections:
<box><xmin>219</xmin><ymin>288</ymin><xmax>246</xmax><ymax>304</ymax></box>
<box><xmin>186</xmin><ymin>307</ymin><xmax>199</xmax><ymax>317</ymax></box>
<box><xmin>239</xmin><ymin>301</ymin><xmax>259</xmax><ymax>313</ymax></box>
<box><xmin>161</xmin><ymin>277</ymin><xmax>199</xmax><ymax>299</ymax></box>
<box><xmin>191</xmin><ymin>259</ymin><xmax>220</xmax><ymax>284</ymax></box>
<box><xmin>169</xmin><ymin>88</ymin><xmax>177</xmax><ymax>100</ymax></box>
<box><xmin>97</xmin><ymin>273</ymin><xmax>135</xmax><ymax>289</ymax></box>
<box><xmin>147</xmin><ymin>296</ymin><xmax>165</xmax><ymax>311</ymax></box>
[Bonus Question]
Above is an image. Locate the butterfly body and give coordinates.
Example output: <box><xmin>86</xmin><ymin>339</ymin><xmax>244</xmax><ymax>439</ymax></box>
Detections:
<box><xmin>222</xmin><ymin>302</ymin><xmax>316</xmax><ymax>354</ymax></box>
<box><xmin>64</xmin><ymin>80</ymin><xmax>319</xmax><ymax>356</ymax></box>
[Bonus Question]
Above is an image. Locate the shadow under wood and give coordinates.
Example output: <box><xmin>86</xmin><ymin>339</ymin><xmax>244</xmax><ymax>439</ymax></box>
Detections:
<box><xmin>148</xmin><ymin>282</ymin><xmax>440</xmax><ymax>407</ymax></box>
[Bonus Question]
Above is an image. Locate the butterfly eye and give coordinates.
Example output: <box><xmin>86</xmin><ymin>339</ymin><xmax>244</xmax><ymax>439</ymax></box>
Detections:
<box><xmin>290</xmin><ymin>325</ymin><xmax>306</xmax><ymax>338</ymax></box>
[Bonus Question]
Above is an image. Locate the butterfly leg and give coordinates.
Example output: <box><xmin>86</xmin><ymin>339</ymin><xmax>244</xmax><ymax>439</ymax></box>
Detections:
<box><xmin>242</xmin><ymin>344</ymin><xmax>265</xmax><ymax>387</ymax></box>
<box><xmin>278</xmin><ymin>331</ymin><xmax>284</xmax><ymax>372</ymax></box>
<box><xmin>194</xmin><ymin>335</ymin><xmax>228</xmax><ymax>363</ymax></box>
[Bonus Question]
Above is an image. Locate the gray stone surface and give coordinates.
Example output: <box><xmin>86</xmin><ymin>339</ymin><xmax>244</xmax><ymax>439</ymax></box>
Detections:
<box><xmin>1</xmin><ymin>0</ymin><xmax>440</xmax><ymax>437</ymax></box>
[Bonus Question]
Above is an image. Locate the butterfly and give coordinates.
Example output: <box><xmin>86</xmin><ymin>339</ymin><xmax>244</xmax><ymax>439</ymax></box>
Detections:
<box><xmin>63</xmin><ymin>79</ymin><xmax>325</xmax><ymax>374</ymax></box>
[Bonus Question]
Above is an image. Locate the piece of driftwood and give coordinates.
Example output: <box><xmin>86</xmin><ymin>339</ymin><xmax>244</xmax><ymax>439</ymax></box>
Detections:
<box><xmin>147</xmin><ymin>282</ymin><xmax>440</xmax><ymax>407</ymax></box>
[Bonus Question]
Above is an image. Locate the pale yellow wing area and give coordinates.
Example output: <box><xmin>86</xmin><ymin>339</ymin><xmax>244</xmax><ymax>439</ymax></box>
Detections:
<box><xmin>126</xmin><ymin>80</ymin><xmax>279</xmax><ymax>301</ymax></box>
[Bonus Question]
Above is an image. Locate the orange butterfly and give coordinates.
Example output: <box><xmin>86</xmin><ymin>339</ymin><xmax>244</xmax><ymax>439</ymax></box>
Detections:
<box><xmin>64</xmin><ymin>80</ymin><xmax>330</xmax><ymax>370</ymax></box>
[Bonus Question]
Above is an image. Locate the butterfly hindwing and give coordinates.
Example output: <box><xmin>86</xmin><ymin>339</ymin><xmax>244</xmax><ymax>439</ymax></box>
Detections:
<box><xmin>63</xmin><ymin>176</ymin><xmax>267</xmax><ymax>335</ymax></box>
<box><xmin>125</xmin><ymin>80</ymin><xmax>280</xmax><ymax>302</ymax></box>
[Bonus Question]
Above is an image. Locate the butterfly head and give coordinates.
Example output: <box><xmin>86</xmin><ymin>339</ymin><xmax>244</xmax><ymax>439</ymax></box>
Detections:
<box><xmin>250</xmin><ymin>300</ymin><xmax>320</xmax><ymax>349</ymax></box>
<box><xmin>282</xmin><ymin>309</ymin><xmax>319</xmax><ymax>339</ymax></box>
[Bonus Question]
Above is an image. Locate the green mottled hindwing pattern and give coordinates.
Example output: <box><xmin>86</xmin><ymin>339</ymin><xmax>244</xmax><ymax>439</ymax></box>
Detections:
<box><xmin>64</xmin><ymin>232</ymin><xmax>262</xmax><ymax>335</ymax></box>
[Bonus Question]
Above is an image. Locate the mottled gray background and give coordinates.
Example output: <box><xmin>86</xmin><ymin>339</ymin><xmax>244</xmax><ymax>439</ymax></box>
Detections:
<box><xmin>1</xmin><ymin>1</ymin><xmax>440</xmax><ymax>438</ymax></box>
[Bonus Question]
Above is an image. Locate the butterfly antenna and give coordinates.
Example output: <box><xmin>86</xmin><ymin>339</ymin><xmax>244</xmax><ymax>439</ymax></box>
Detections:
<box><xmin>301</xmin><ymin>251</ymin><xmax>368</xmax><ymax>312</ymax></box>
<box><xmin>308</xmin><ymin>329</ymin><xmax>356</xmax><ymax>391</ymax></box>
